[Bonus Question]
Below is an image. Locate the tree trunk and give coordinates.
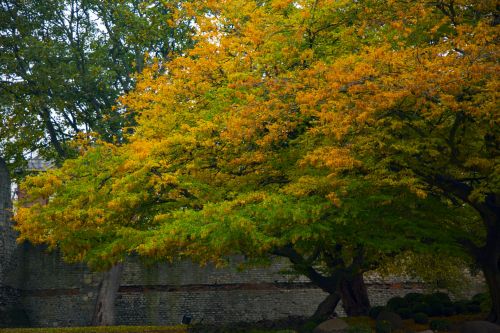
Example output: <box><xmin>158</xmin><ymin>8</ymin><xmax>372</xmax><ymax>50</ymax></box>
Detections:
<box><xmin>478</xmin><ymin>216</ymin><xmax>500</xmax><ymax>324</ymax></box>
<box><xmin>339</xmin><ymin>272</ymin><xmax>370</xmax><ymax>316</ymax></box>
<box><xmin>436</xmin><ymin>176</ymin><xmax>500</xmax><ymax>324</ymax></box>
<box><xmin>311</xmin><ymin>292</ymin><xmax>342</xmax><ymax>321</ymax></box>
<box><xmin>0</xmin><ymin>156</ymin><xmax>14</xmax><ymax>283</ymax></box>
<box><xmin>91</xmin><ymin>263</ymin><xmax>123</xmax><ymax>326</ymax></box>
<box><xmin>482</xmin><ymin>258</ymin><xmax>500</xmax><ymax>324</ymax></box>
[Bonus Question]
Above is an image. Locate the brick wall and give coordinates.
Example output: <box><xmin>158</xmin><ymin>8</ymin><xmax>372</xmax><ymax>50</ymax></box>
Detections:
<box><xmin>4</xmin><ymin>245</ymin><xmax>486</xmax><ymax>328</ymax></box>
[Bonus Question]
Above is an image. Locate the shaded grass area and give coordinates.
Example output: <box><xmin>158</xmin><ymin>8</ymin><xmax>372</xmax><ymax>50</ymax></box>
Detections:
<box><xmin>343</xmin><ymin>313</ymin><xmax>487</xmax><ymax>333</ymax></box>
<box><xmin>0</xmin><ymin>327</ymin><xmax>294</xmax><ymax>333</ymax></box>
<box><xmin>0</xmin><ymin>314</ymin><xmax>488</xmax><ymax>333</ymax></box>
<box><xmin>0</xmin><ymin>326</ymin><xmax>188</xmax><ymax>333</ymax></box>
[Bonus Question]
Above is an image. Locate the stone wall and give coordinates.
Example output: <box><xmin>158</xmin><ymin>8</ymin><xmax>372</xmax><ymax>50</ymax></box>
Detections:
<box><xmin>4</xmin><ymin>243</ymin><xmax>486</xmax><ymax>328</ymax></box>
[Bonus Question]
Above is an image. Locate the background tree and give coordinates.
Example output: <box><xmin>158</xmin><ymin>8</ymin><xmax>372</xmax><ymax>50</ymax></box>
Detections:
<box><xmin>0</xmin><ymin>0</ymin><xmax>194</xmax><ymax>168</ymax></box>
<box><xmin>1</xmin><ymin>0</ymin><xmax>195</xmax><ymax>325</ymax></box>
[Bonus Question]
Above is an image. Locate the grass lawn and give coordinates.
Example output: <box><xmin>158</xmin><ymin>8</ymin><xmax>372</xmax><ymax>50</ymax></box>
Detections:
<box><xmin>344</xmin><ymin>313</ymin><xmax>488</xmax><ymax>333</ymax></box>
<box><xmin>0</xmin><ymin>326</ymin><xmax>188</xmax><ymax>333</ymax></box>
<box><xmin>0</xmin><ymin>314</ymin><xmax>489</xmax><ymax>333</ymax></box>
<box><xmin>0</xmin><ymin>327</ymin><xmax>296</xmax><ymax>333</ymax></box>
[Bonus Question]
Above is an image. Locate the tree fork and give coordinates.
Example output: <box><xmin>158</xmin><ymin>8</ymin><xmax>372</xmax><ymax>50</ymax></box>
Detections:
<box><xmin>311</xmin><ymin>292</ymin><xmax>342</xmax><ymax>322</ymax></box>
<box><xmin>479</xmin><ymin>217</ymin><xmax>500</xmax><ymax>324</ymax></box>
<box><xmin>339</xmin><ymin>272</ymin><xmax>370</xmax><ymax>316</ymax></box>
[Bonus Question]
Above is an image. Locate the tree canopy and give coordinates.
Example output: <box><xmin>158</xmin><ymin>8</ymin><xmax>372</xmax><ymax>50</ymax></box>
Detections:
<box><xmin>14</xmin><ymin>0</ymin><xmax>499</xmax><ymax>321</ymax></box>
<box><xmin>0</xmin><ymin>0</ymin><xmax>194</xmax><ymax>168</ymax></box>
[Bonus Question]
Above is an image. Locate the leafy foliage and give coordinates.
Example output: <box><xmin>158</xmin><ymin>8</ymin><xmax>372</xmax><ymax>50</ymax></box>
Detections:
<box><xmin>14</xmin><ymin>0</ymin><xmax>498</xmax><ymax>317</ymax></box>
<box><xmin>0</xmin><ymin>0</ymin><xmax>195</xmax><ymax>169</ymax></box>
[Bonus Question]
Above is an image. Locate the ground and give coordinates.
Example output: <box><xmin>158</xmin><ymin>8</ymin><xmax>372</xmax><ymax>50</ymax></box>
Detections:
<box><xmin>0</xmin><ymin>313</ymin><xmax>489</xmax><ymax>333</ymax></box>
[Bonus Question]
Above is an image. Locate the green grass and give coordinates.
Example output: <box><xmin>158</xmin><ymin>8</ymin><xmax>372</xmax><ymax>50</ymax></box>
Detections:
<box><xmin>344</xmin><ymin>313</ymin><xmax>488</xmax><ymax>333</ymax></box>
<box><xmin>0</xmin><ymin>325</ymin><xmax>188</xmax><ymax>333</ymax></box>
<box><xmin>0</xmin><ymin>327</ymin><xmax>296</xmax><ymax>333</ymax></box>
<box><xmin>0</xmin><ymin>314</ymin><xmax>486</xmax><ymax>333</ymax></box>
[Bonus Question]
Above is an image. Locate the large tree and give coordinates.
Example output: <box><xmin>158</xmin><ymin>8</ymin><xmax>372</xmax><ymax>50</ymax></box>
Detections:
<box><xmin>297</xmin><ymin>0</ymin><xmax>499</xmax><ymax>322</ymax></box>
<box><xmin>14</xmin><ymin>0</ymin><xmax>488</xmax><ymax>320</ymax></box>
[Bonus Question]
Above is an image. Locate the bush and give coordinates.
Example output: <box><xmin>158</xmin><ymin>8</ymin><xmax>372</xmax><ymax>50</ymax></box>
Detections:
<box><xmin>453</xmin><ymin>301</ymin><xmax>468</xmax><ymax>314</ymax></box>
<box><xmin>466</xmin><ymin>301</ymin><xmax>481</xmax><ymax>314</ymax></box>
<box><xmin>428</xmin><ymin>302</ymin><xmax>445</xmax><ymax>317</ymax></box>
<box><xmin>412</xmin><ymin>302</ymin><xmax>431</xmax><ymax>316</ymax></box>
<box><xmin>413</xmin><ymin>312</ymin><xmax>429</xmax><ymax>324</ymax></box>
<box><xmin>473</xmin><ymin>292</ymin><xmax>492</xmax><ymax>313</ymax></box>
<box><xmin>442</xmin><ymin>306</ymin><xmax>455</xmax><ymax>316</ymax></box>
<box><xmin>387</xmin><ymin>296</ymin><xmax>408</xmax><ymax>311</ymax></box>
<box><xmin>368</xmin><ymin>306</ymin><xmax>386</xmax><ymax>319</ymax></box>
<box><xmin>375</xmin><ymin>320</ymin><xmax>392</xmax><ymax>333</ymax></box>
<box><xmin>429</xmin><ymin>319</ymin><xmax>451</xmax><ymax>331</ymax></box>
<box><xmin>404</xmin><ymin>292</ymin><xmax>425</xmax><ymax>304</ymax></box>
<box><xmin>430</xmin><ymin>292</ymin><xmax>451</xmax><ymax>304</ymax></box>
<box><xmin>396</xmin><ymin>307</ymin><xmax>412</xmax><ymax>319</ymax></box>
<box><xmin>472</xmin><ymin>293</ymin><xmax>488</xmax><ymax>304</ymax></box>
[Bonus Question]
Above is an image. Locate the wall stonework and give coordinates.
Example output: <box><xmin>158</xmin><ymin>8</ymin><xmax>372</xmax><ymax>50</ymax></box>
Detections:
<box><xmin>2</xmin><ymin>243</ymin><xmax>486</xmax><ymax>328</ymax></box>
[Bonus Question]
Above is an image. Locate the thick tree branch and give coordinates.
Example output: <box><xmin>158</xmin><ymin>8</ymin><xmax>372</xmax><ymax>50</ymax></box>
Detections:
<box><xmin>273</xmin><ymin>244</ymin><xmax>339</xmax><ymax>294</ymax></box>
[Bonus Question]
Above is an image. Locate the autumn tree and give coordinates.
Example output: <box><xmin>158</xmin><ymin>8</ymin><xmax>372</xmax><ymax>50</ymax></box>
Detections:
<box><xmin>297</xmin><ymin>0</ymin><xmax>499</xmax><ymax>322</ymax></box>
<box><xmin>14</xmin><ymin>0</ymin><xmax>498</xmax><ymax>322</ymax></box>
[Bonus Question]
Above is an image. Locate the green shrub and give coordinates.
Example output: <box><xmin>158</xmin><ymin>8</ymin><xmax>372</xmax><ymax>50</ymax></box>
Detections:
<box><xmin>429</xmin><ymin>319</ymin><xmax>451</xmax><ymax>331</ymax></box>
<box><xmin>453</xmin><ymin>301</ymin><xmax>468</xmax><ymax>314</ymax></box>
<box><xmin>430</xmin><ymin>292</ymin><xmax>451</xmax><ymax>304</ymax></box>
<box><xmin>413</xmin><ymin>312</ymin><xmax>429</xmax><ymax>324</ymax></box>
<box><xmin>387</xmin><ymin>296</ymin><xmax>408</xmax><ymax>311</ymax></box>
<box><xmin>404</xmin><ymin>292</ymin><xmax>425</xmax><ymax>304</ymax></box>
<box><xmin>396</xmin><ymin>307</ymin><xmax>412</xmax><ymax>319</ymax></box>
<box><xmin>368</xmin><ymin>306</ymin><xmax>386</xmax><ymax>319</ymax></box>
<box><xmin>466</xmin><ymin>301</ymin><xmax>481</xmax><ymax>313</ymax></box>
<box><xmin>428</xmin><ymin>302</ymin><xmax>445</xmax><ymax>316</ymax></box>
<box><xmin>411</xmin><ymin>302</ymin><xmax>431</xmax><ymax>316</ymax></box>
<box><xmin>472</xmin><ymin>292</ymin><xmax>492</xmax><ymax>313</ymax></box>
<box><xmin>375</xmin><ymin>320</ymin><xmax>392</xmax><ymax>333</ymax></box>
<box><xmin>472</xmin><ymin>293</ymin><xmax>488</xmax><ymax>304</ymax></box>
<box><xmin>442</xmin><ymin>306</ymin><xmax>455</xmax><ymax>316</ymax></box>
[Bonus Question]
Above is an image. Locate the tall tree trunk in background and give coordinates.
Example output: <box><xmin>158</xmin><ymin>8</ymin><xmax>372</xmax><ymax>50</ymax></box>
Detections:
<box><xmin>339</xmin><ymin>272</ymin><xmax>370</xmax><ymax>316</ymax></box>
<box><xmin>0</xmin><ymin>157</ymin><xmax>13</xmax><ymax>283</ymax></box>
<box><xmin>91</xmin><ymin>263</ymin><xmax>124</xmax><ymax>326</ymax></box>
<box><xmin>434</xmin><ymin>177</ymin><xmax>500</xmax><ymax>323</ymax></box>
<box><xmin>477</xmin><ymin>210</ymin><xmax>500</xmax><ymax>324</ymax></box>
<box><xmin>482</xmin><ymin>255</ymin><xmax>500</xmax><ymax>324</ymax></box>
